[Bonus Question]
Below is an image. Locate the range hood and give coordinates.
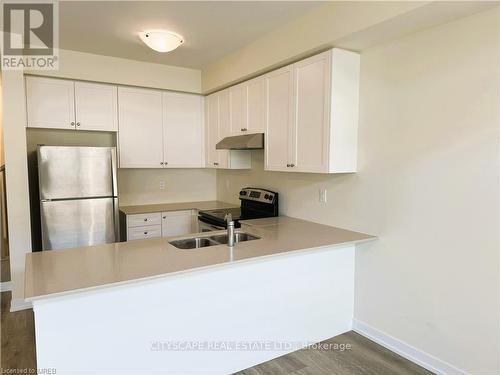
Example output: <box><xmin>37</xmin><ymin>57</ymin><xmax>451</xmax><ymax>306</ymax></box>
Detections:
<box><xmin>216</xmin><ymin>133</ymin><xmax>264</xmax><ymax>150</ymax></box>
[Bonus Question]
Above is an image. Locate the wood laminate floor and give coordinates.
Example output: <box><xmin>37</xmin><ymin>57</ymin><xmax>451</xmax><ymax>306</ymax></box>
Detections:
<box><xmin>1</xmin><ymin>292</ymin><xmax>36</xmax><ymax>373</ymax></box>
<box><xmin>0</xmin><ymin>291</ymin><xmax>433</xmax><ymax>375</ymax></box>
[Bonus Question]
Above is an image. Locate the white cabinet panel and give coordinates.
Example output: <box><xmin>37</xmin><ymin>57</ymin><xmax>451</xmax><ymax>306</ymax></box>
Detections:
<box><xmin>161</xmin><ymin>210</ymin><xmax>193</xmax><ymax>237</ymax></box>
<box><xmin>26</xmin><ymin>76</ymin><xmax>75</xmax><ymax>130</ymax></box>
<box><xmin>264</xmin><ymin>66</ymin><xmax>294</xmax><ymax>172</ymax></box>
<box><xmin>118</xmin><ymin>87</ymin><xmax>163</xmax><ymax>168</ymax></box>
<box><xmin>205</xmin><ymin>93</ymin><xmax>219</xmax><ymax>167</ymax></box>
<box><xmin>163</xmin><ymin>92</ymin><xmax>203</xmax><ymax>168</ymax></box>
<box><xmin>218</xmin><ymin>89</ymin><xmax>231</xmax><ymax>140</ymax></box>
<box><xmin>229</xmin><ymin>84</ymin><xmax>247</xmax><ymax>134</ymax></box>
<box><xmin>74</xmin><ymin>82</ymin><xmax>118</xmax><ymax>132</ymax></box>
<box><xmin>246</xmin><ymin>77</ymin><xmax>266</xmax><ymax>134</ymax></box>
<box><xmin>293</xmin><ymin>52</ymin><xmax>331</xmax><ymax>173</ymax></box>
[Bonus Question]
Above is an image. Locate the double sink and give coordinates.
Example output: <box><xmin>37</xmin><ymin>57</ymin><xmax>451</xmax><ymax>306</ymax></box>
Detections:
<box><xmin>169</xmin><ymin>232</ymin><xmax>260</xmax><ymax>249</ymax></box>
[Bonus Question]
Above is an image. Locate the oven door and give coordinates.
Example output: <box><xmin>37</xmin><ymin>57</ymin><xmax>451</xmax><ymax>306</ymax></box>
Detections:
<box><xmin>198</xmin><ymin>217</ymin><xmax>225</xmax><ymax>232</ymax></box>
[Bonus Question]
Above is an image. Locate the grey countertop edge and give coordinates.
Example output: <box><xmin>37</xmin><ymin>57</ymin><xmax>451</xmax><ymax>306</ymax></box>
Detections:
<box><xmin>25</xmin><ymin>236</ymin><xmax>376</xmax><ymax>304</ymax></box>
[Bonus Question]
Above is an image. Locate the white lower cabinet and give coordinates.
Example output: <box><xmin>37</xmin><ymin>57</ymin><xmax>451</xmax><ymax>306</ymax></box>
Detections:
<box><xmin>161</xmin><ymin>210</ymin><xmax>194</xmax><ymax>237</ymax></box>
<box><xmin>126</xmin><ymin>210</ymin><xmax>195</xmax><ymax>240</ymax></box>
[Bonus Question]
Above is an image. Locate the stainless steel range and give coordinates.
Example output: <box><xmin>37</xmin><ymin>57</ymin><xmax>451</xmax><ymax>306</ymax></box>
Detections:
<box><xmin>198</xmin><ymin>188</ymin><xmax>278</xmax><ymax>232</ymax></box>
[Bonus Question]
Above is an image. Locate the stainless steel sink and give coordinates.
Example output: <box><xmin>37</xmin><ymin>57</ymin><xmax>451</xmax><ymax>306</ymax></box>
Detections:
<box><xmin>209</xmin><ymin>233</ymin><xmax>260</xmax><ymax>245</ymax></box>
<box><xmin>169</xmin><ymin>232</ymin><xmax>260</xmax><ymax>249</ymax></box>
<box><xmin>169</xmin><ymin>237</ymin><xmax>219</xmax><ymax>249</ymax></box>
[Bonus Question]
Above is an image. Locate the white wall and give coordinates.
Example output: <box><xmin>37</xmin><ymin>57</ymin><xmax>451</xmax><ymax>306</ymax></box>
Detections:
<box><xmin>201</xmin><ymin>1</ymin><xmax>426</xmax><ymax>92</ymax></box>
<box><xmin>118</xmin><ymin>169</ymin><xmax>216</xmax><ymax>206</ymax></box>
<box><xmin>217</xmin><ymin>8</ymin><xmax>500</xmax><ymax>375</ymax></box>
<box><xmin>28</xmin><ymin>49</ymin><xmax>201</xmax><ymax>93</ymax></box>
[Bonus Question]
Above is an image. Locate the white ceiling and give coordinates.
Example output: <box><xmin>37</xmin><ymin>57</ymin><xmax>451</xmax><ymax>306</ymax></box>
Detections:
<box><xmin>59</xmin><ymin>1</ymin><xmax>324</xmax><ymax>69</ymax></box>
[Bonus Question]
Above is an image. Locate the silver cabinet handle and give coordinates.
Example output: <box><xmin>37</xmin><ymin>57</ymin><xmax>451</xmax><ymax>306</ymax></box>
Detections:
<box><xmin>144</xmin><ymin>218</ymin><xmax>148</xmax><ymax>221</ymax></box>
<box><xmin>70</xmin><ymin>122</ymin><xmax>75</xmax><ymax>126</ymax></box>
<box><xmin>164</xmin><ymin>162</ymin><xmax>168</xmax><ymax>165</ymax></box>
<box><xmin>286</xmin><ymin>164</ymin><xmax>290</xmax><ymax>167</ymax></box>
<box><xmin>144</xmin><ymin>232</ymin><xmax>148</xmax><ymax>235</ymax></box>
<box><xmin>163</xmin><ymin>216</ymin><xmax>166</xmax><ymax>219</ymax></box>
<box><xmin>290</xmin><ymin>164</ymin><xmax>295</xmax><ymax>167</ymax></box>
<box><xmin>76</xmin><ymin>122</ymin><xmax>81</xmax><ymax>127</ymax></box>
<box><xmin>160</xmin><ymin>162</ymin><xmax>164</xmax><ymax>165</ymax></box>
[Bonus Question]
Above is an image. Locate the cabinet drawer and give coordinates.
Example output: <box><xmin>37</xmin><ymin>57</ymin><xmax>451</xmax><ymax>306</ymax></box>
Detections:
<box><xmin>127</xmin><ymin>225</ymin><xmax>162</xmax><ymax>240</ymax></box>
<box><xmin>127</xmin><ymin>213</ymin><xmax>162</xmax><ymax>228</ymax></box>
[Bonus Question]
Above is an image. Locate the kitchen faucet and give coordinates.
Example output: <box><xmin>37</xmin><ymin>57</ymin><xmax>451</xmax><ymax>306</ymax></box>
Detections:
<box><xmin>225</xmin><ymin>213</ymin><xmax>235</xmax><ymax>247</ymax></box>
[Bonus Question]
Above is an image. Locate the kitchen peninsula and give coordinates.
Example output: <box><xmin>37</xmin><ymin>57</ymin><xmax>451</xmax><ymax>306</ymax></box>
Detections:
<box><xmin>25</xmin><ymin>216</ymin><xmax>375</xmax><ymax>374</ymax></box>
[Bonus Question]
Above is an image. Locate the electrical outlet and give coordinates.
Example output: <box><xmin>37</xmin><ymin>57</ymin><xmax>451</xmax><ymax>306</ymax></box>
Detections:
<box><xmin>159</xmin><ymin>180</ymin><xmax>166</xmax><ymax>190</ymax></box>
<box><xmin>319</xmin><ymin>188</ymin><xmax>327</xmax><ymax>203</ymax></box>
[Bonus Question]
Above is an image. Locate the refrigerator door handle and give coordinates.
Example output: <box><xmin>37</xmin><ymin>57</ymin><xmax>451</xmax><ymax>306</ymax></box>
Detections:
<box><xmin>110</xmin><ymin>148</ymin><xmax>118</xmax><ymax>197</ymax></box>
<box><xmin>113</xmin><ymin>197</ymin><xmax>120</xmax><ymax>242</ymax></box>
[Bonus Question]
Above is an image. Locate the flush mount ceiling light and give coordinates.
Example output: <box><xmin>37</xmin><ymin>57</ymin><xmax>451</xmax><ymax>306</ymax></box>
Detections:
<box><xmin>139</xmin><ymin>30</ymin><xmax>184</xmax><ymax>53</ymax></box>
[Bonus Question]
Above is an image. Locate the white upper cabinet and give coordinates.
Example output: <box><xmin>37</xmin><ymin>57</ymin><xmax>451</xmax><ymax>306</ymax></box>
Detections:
<box><xmin>163</xmin><ymin>92</ymin><xmax>203</xmax><ymax>168</ymax></box>
<box><xmin>74</xmin><ymin>82</ymin><xmax>118</xmax><ymax>131</ymax></box>
<box><xmin>26</xmin><ymin>76</ymin><xmax>76</xmax><ymax>130</ymax></box>
<box><xmin>205</xmin><ymin>91</ymin><xmax>251</xmax><ymax>170</ymax></box>
<box><xmin>218</xmin><ymin>89</ymin><xmax>231</xmax><ymax>140</ymax></box>
<box><xmin>118</xmin><ymin>87</ymin><xmax>164</xmax><ymax>168</ymax></box>
<box><xmin>246</xmin><ymin>76</ymin><xmax>266</xmax><ymax>134</ymax></box>
<box><xmin>205</xmin><ymin>93</ymin><xmax>220</xmax><ymax>167</ymax></box>
<box><xmin>292</xmin><ymin>52</ymin><xmax>331</xmax><ymax>173</ymax></box>
<box><xmin>26</xmin><ymin>76</ymin><xmax>117</xmax><ymax>132</ymax></box>
<box><xmin>229</xmin><ymin>77</ymin><xmax>266</xmax><ymax>135</ymax></box>
<box><xmin>265</xmin><ymin>66</ymin><xmax>294</xmax><ymax>172</ymax></box>
<box><xmin>229</xmin><ymin>83</ymin><xmax>247</xmax><ymax>135</ymax></box>
<box><xmin>264</xmin><ymin>48</ymin><xmax>360</xmax><ymax>173</ymax></box>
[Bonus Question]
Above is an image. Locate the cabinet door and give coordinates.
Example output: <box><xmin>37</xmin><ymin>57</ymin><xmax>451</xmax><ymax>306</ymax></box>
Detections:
<box><xmin>229</xmin><ymin>83</ymin><xmax>247</xmax><ymax>135</ymax></box>
<box><xmin>118</xmin><ymin>87</ymin><xmax>163</xmax><ymax>168</ymax></box>
<box><xmin>217</xmin><ymin>89</ymin><xmax>230</xmax><ymax>168</ymax></box>
<box><xmin>25</xmin><ymin>76</ymin><xmax>75</xmax><ymax>130</ymax></box>
<box><xmin>163</xmin><ymin>92</ymin><xmax>203</xmax><ymax>168</ymax></box>
<box><xmin>292</xmin><ymin>52</ymin><xmax>331</xmax><ymax>173</ymax></box>
<box><xmin>264</xmin><ymin>66</ymin><xmax>294</xmax><ymax>171</ymax></box>
<box><xmin>246</xmin><ymin>77</ymin><xmax>266</xmax><ymax>134</ymax></box>
<box><xmin>218</xmin><ymin>89</ymin><xmax>231</xmax><ymax>141</ymax></box>
<box><xmin>74</xmin><ymin>82</ymin><xmax>118</xmax><ymax>132</ymax></box>
<box><xmin>205</xmin><ymin>93</ymin><xmax>219</xmax><ymax>167</ymax></box>
<box><xmin>161</xmin><ymin>210</ymin><xmax>193</xmax><ymax>237</ymax></box>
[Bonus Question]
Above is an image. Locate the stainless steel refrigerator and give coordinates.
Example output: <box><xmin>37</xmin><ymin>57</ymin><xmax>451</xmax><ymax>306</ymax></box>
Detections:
<box><xmin>38</xmin><ymin>146</ymin><xmax>119</xmax><ymax>251</ymax></box>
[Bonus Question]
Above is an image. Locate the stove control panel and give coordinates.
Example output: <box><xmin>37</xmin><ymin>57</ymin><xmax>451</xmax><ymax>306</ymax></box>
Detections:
<box><xmin>239</xmin><ymin>188</ymin><xmax>276</xmax><ymax>204</ymax></box>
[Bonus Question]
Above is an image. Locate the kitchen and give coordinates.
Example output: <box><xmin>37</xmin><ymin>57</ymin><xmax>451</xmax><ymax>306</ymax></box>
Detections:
<box><xmin>1</xmin><ymin>2</ymin><xmax>499</xmax><ymax>375</ymax></box>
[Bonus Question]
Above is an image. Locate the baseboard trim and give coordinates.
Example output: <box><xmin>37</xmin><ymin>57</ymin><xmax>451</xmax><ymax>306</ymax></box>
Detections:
<box><xmin>352</xmin><ymin>319</ymin><xmax>468</xmax><ymax>375</ymax></box>
<box><xmin>10</xmin><ymin>298</ymin><xmax>32</xmax><ymax>312</ymax></box>
<box><xmin>0</xmin><ymin>281</ymin><xmax>11</xmax><ymax>292</ymax></box>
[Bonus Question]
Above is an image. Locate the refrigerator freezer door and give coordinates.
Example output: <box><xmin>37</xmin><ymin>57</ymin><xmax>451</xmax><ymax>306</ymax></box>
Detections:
<box><xmin>41</xmin><ymin>198</ymin><xmax>118</xmax><ymax>250</ymax></box>
<box><xmin>38</xmin><ymin>146</ymin><xmax>117</xmax><ymax>200</ymax></box>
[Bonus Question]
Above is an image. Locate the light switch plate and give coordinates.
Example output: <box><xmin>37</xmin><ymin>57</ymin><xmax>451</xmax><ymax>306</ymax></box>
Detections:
<box><xmin>159</xmin><ymin>180</ymin><xmax>166</xmax><ymax>190</ymax></box>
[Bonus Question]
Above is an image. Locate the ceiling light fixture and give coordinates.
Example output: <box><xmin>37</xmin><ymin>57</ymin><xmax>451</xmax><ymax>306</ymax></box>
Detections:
<box><xmin>139</xmin><ymin>30</ymin><xmax>184</xmax><ymax>53</ymax></box>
